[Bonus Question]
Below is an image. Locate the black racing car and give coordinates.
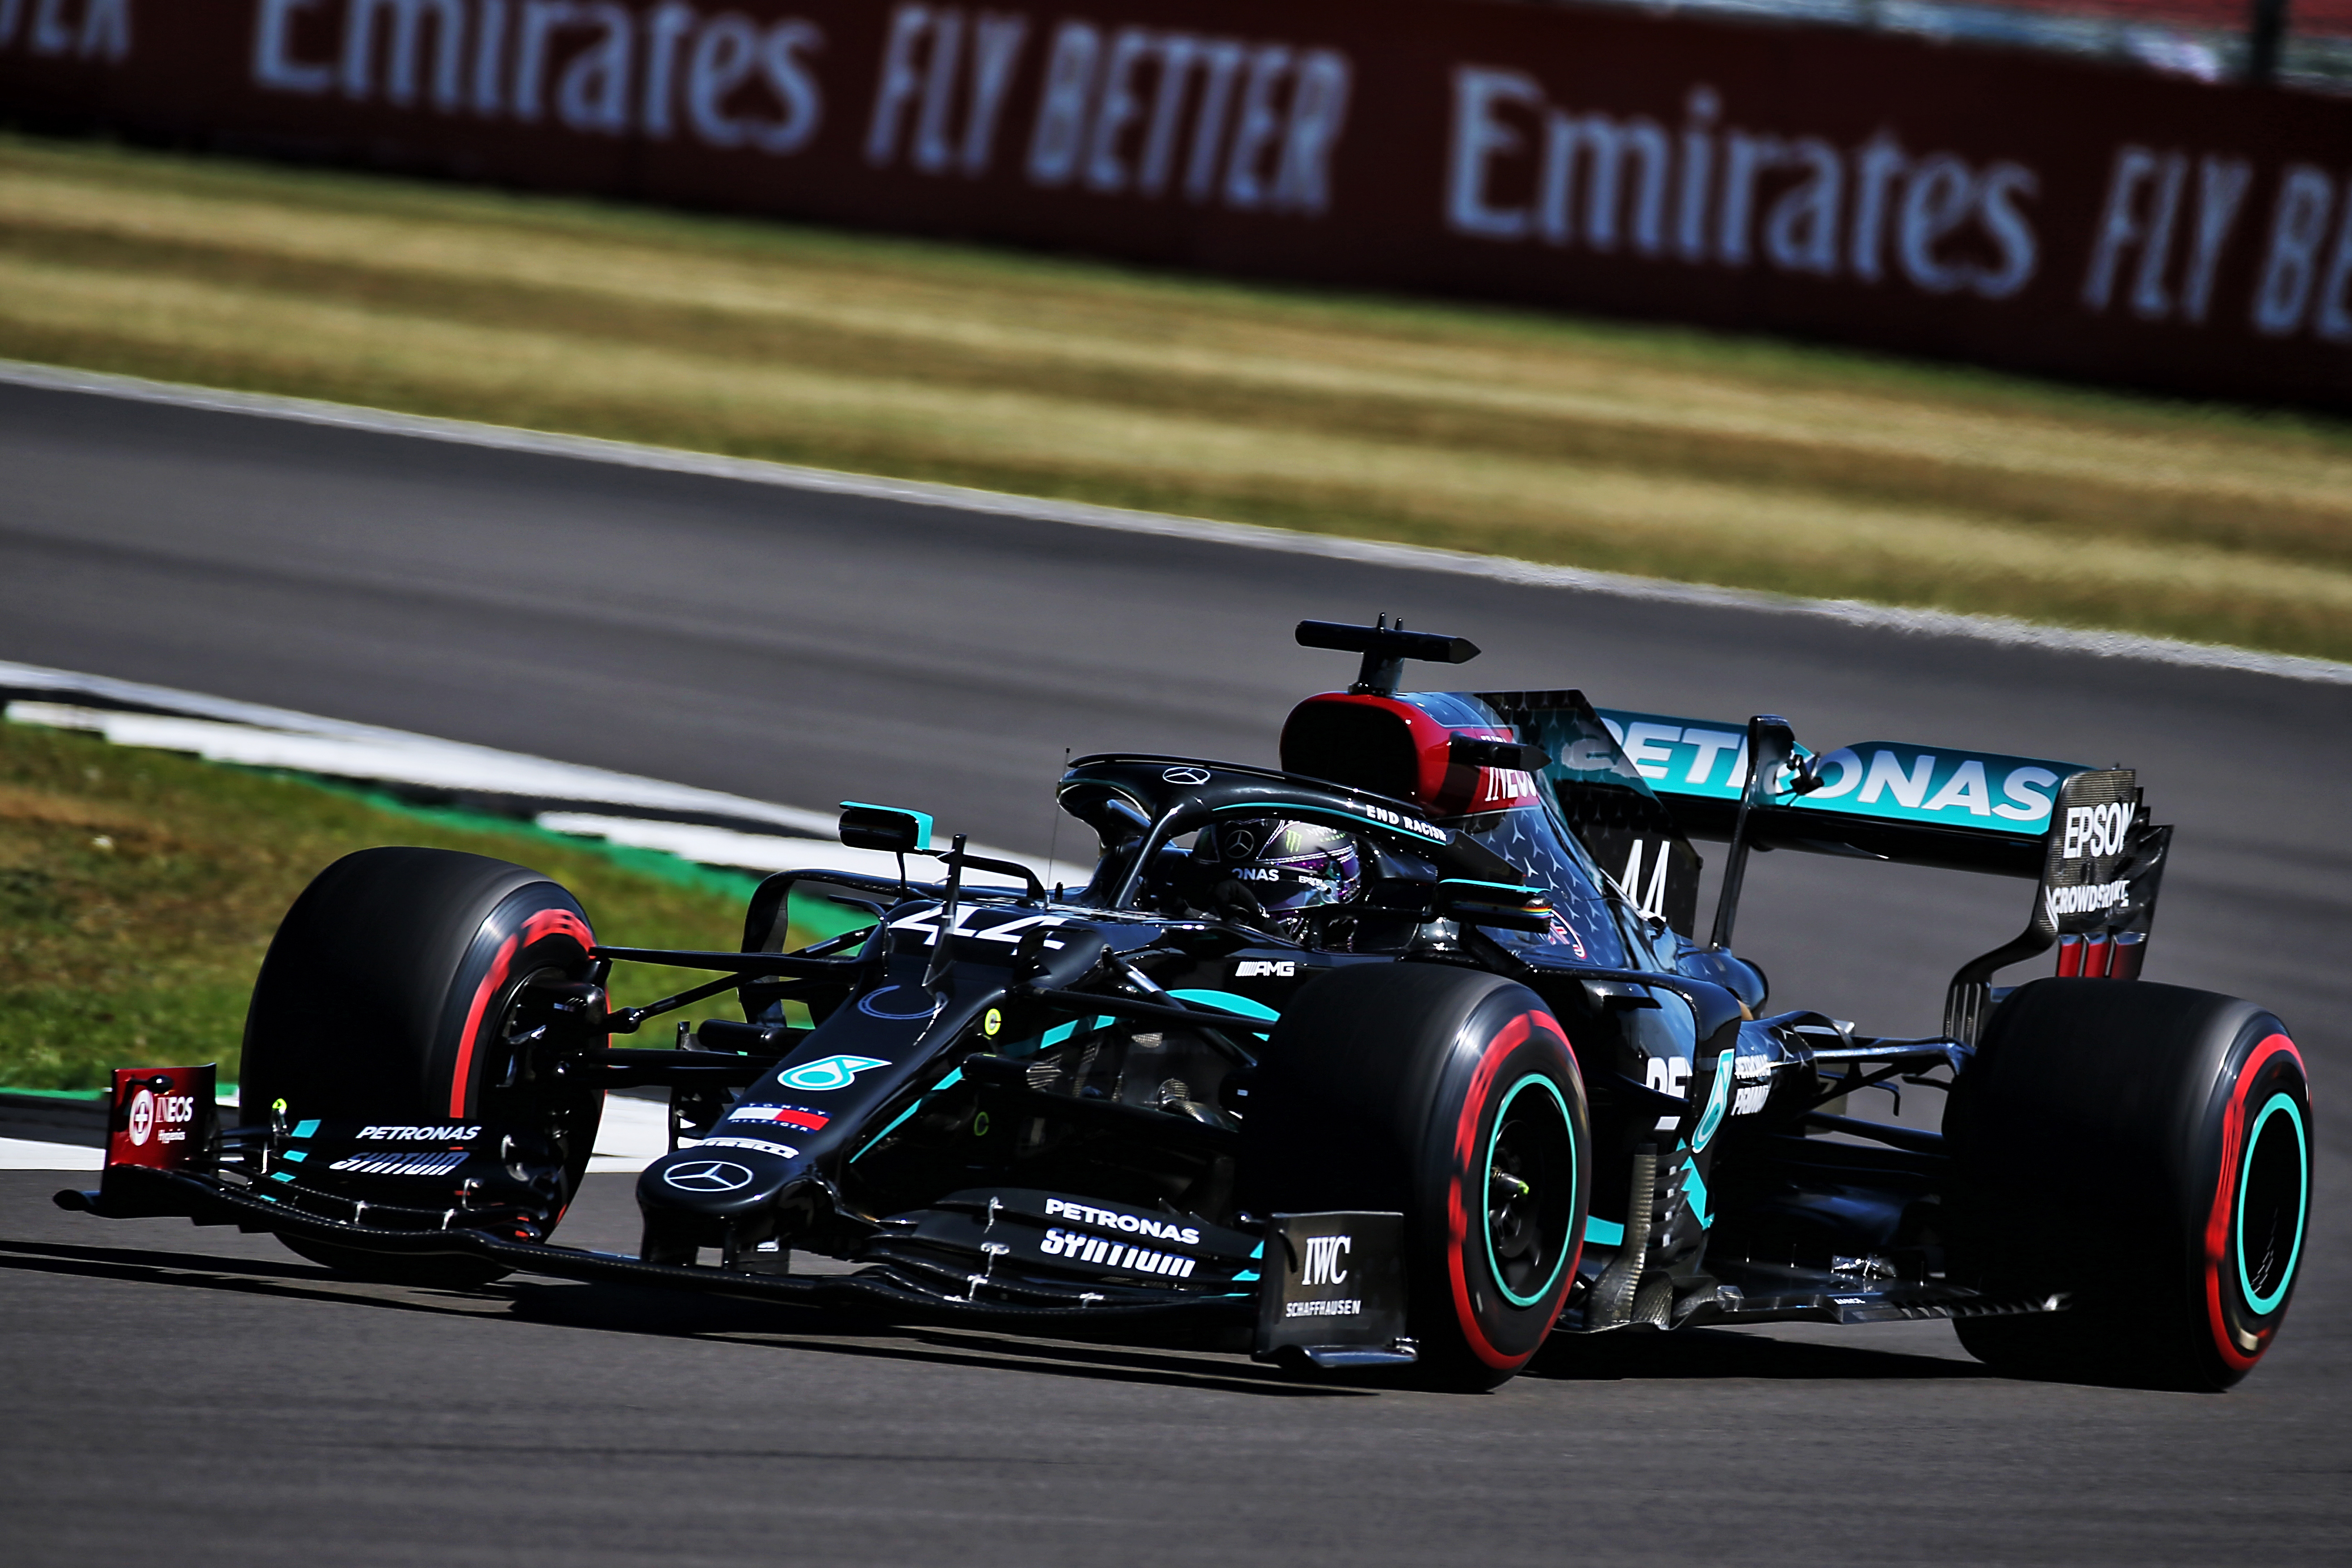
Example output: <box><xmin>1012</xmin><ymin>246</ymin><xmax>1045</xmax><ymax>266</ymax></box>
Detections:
<box><xmin>61</xmin><ymin>619</ymin><xmax>2312</xmax><ymax>1391</ymax></box>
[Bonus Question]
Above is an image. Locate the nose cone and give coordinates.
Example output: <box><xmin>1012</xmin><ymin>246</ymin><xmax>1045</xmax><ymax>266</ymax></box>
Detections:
<box><xmin>637</xmin><ymin>1144</ymin><xmax>799</xmax><ymax>1221</ymax></box>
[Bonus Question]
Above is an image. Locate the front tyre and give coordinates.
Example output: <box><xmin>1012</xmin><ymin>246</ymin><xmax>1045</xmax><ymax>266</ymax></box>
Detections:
<box><xmin>240</xmin><ymin>848</ymin><xmax>606</xmax><ymax>1284</ymax></box>
<box><xmin>1949</xmin><ymin>978</ymin><xmax>2311</xmax><ymax>1390</ymax></box>
<box><xmin>1246</xmin><ymin>963</ymin><xmax>1590</xmax><ymax>1391</ymax></box>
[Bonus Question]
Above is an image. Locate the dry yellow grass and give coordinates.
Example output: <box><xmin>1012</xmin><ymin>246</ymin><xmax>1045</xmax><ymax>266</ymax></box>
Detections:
<box><xmin>3</xmin><ymin>134</ymin><xmax>2347</xmax><ymax>658</ymax></box>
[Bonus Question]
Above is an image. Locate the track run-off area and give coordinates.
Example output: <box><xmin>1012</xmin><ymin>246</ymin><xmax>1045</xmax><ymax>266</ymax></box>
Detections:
<box><xmin>0</xmin><ymin>373</ymin><xmax>2346</xmax><ymax>1566</ymax></box>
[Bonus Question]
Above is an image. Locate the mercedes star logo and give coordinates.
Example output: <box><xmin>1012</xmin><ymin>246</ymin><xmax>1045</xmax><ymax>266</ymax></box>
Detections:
<box><xmin>1161</xmin><ymin>766</ymin><xmax>1213</xmax><ymax>785</ymax></box>
<box><xmin>662</xmin><ymin>1159</ymin><xmax>756</xmax><ymax>1194</ymax></box>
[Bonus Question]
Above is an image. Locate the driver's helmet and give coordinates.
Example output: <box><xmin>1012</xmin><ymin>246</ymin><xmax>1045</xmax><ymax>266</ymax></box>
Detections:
<box><xmin>1195</xmin><ymin>816</ymin><xmax>1362</xmax><ymax>919</ymax></box>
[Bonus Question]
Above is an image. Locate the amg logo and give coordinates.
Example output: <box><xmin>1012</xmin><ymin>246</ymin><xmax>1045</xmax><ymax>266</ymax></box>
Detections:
<box><xmin>1302</xmin><ymin>1233</ymin><xmax>1352</xmax><ymax>1287</ymax></box>
<box><xmin>1235</xmin><ymin>960</ymin><xmax>1298</xmax><ymax>978</ymax></box>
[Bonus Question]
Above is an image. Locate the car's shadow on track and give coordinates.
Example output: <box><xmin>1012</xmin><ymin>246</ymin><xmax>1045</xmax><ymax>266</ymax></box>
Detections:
<box><xmin>0</xmin><ymin>1239</ymin><xmax>1990</xmax><ymax>1390</ymax></box>
<box><xmin>0</xmin><ymin>1235</ymin><xmax>544</xmax><ymax>1322</ymax></box>
<box><xmin>0</xmin><ymin>1238</ymin><xmax>1366</xmax><ymax>1398</ymax></box>
<box><xmin>501</xmin><ymin>1279</ymin><xmax>1375</xmax><ymax>1398</ymax></box>
<box><xmin>1524</xmin><ymin>1327</ymin><xmax>1989</xmax><ymax>1381</ymax></box>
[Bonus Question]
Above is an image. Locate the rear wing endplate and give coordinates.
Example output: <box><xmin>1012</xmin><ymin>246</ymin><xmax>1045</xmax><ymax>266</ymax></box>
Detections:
<box><xmin>1587</xmin><ymin>709</ymin><xmax>2170</xmax><ymax>1040</ymax></box>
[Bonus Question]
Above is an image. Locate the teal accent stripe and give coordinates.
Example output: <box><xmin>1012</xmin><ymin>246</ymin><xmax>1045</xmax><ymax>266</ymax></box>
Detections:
<box><xmin>278</xmin><ymin>1149</ymin><xmax>306</xmax><ymax>1163</ymax></box>
<box><xmin>1691</xmin><ymin>1049</ymin><xmax>1734</xmax><ymax>1153</ymax></box>
<box><xmin>1681</xmin><ymin>1157</ymin><xmax>1712</xmax><ymax>1229</ymax></box>
<box><xmin>1038</xmin><ymin>1015</ymin><xmax>1116</xmax><ymax>1049</ymax></box>
<box><xmin>1583</xmin><ymin>1217</ymin><xmax>1625</xmax><ymax>1246</ymax></box>
<box><xmin>1166</xmin><ymin>988</ymin><xmax>1279</xmax><ymax>1035</ymax></box>
<box><xmin>853</xmin><ymin>1012</ymin><xmax>1127</xmax><ymax>1162</ymax></box>
<box><xmin>1233</xmin><ymin>1270</ymin><xmax>1259</xmax><ymax>1282</ymax></box>
<box><xmin>849</xmin><ymin>1099</ymin><xmax>926</xmax><ymax>1162</ymax></box>
<box><xmin>849</xmin><ymin>1064</ymin><xmax>979</xmax><ymax>1162</ymax></box>
<box><xmin>292</xmin><ymin>1119</ymin><xmax>320</xmax><ymax>1139</ymax></box>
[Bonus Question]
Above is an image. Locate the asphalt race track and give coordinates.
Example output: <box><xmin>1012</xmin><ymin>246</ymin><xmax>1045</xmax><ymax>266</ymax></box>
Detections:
<box><xmin>2</xmin><ymin>378</ymin><xmax>2346</xmax><ymax>1566</ymax></box>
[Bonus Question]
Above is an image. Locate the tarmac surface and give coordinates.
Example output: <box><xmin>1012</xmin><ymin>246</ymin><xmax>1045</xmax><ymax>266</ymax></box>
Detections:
<box><xmin>1</xmin><ymin>378</ymin><xmax>2347</xmax><ymax>1564</ymax></box>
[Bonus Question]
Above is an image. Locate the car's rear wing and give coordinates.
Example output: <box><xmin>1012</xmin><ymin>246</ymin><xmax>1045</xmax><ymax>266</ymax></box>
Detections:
<box><xmin>1592</xmin><ymin>708</ymin><xmax>2076</xmax><ymax>876</ymax></box>
<box><xmin>1470</xmin><ymin>694</ymin><xmax>2171</xmax><ymax>1044</ymax></box>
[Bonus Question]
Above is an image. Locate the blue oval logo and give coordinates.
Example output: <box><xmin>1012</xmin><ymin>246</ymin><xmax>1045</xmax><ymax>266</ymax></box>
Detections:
<box><xmin>856</xmin><ymin>985</ymin><xmax>937</xmax><ymax>1020</ymax></box>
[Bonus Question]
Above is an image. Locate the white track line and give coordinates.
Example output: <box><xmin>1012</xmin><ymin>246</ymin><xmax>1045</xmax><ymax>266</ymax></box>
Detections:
<box><xmin>588</xmin><ymin>1094</ymin><xmax>685</xmax><ymax>1175</ymax></box>
<box><xmin>7</xmin><ymin>358</ymin><xmax>2347</xmax><ymax>689</ymax></box>
<box><xmin>0</xmin><ymin>674</ymin><xmax>1046</xmax><ymax>877</ymax></box>
<box><xmin>0</xmin><ymin>1136</ymin><xmax>102</xmax><ymax>1171</ymax></box>
<box><xmin>0</xmin><ymin>688</ymin><xmax>841</xmax><ymax>835</ymax></box>
<box><xmin>0</xmin><ymin>1097</ymin><xmax>671</xmax><ymax>1173</ymax></box>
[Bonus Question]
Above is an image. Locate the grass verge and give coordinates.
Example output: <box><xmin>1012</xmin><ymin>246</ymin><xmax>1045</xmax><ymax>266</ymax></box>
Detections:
<box><xmin>2</xmin><ymin>134</ymin><xmax>2349</xmax><ymax>659</ymax></box>
<box><xmin>0</xmin><ymin>717</ymin><xmax>753</xmax><ymax>1091</ymax></box>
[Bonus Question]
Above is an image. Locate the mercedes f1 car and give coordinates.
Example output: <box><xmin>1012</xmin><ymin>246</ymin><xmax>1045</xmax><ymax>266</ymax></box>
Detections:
<box><xmin>61</xmin><ymin>619</ymin><xmax>2311</xmax><ymax>1390</ymax></box>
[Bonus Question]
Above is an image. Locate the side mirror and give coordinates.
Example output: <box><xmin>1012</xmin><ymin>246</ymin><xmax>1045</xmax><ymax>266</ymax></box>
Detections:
<box><xmin>838</xmin><ymin>801</ymin><xmax>934</xmax><ymax>855</ymax></box>
<box><xmin>1434</xmin><ymin>878</ymin><xmax>1553</xmax><ymax>933</ymax></box>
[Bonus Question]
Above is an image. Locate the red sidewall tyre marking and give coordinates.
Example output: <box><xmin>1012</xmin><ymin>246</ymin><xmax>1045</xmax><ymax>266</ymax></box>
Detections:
<box><xmin>523</xmin><ymin>908</ymin><xmax>594</xmax><ymax>949</ymax></box>
<box><xmin>450</xmin><ymin>934</ymin><xmax>521</xmax><ymax>1117</ymax></box>
<box><xmin>2203</xmin><ymin>1031</ymin><xmax>2307</xmax><ymax>1374</ymax></box>
<box><xmin>446</xmin><ymin>907</ymin><xmax>598</xmax><ymax>1118</ymax></box>
<box><xmin>1445</xmin><ymin>1009</ymin><xmax>1583</xmax><ymax>1372</ymax></box>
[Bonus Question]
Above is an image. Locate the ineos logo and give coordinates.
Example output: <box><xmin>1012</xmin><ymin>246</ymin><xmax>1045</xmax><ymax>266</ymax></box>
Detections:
<box><xmin>662</xmin><ymin>1160</ymin><xmax>756</xmax><ymax>1194</ymax></box>
<box><xmin>1303</xmin><ymin>1234</ymin><xmax>1352</xmax><ymax>1287</ymax></box>
<box><xmin>1161</xmin><ymin>767</ymin><xmax>1212</xmax><ymax>785</ymax></box>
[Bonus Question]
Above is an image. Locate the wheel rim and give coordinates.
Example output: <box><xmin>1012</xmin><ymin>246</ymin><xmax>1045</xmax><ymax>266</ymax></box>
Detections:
<box><xmin>1483</xmin><ymin>1073</ymin><xmax>1578</xmax><ymax>1308</ymax></box>
<box><xmin>484</xmin><ymin>960</ymin><xmax>602</xmax><ymax>1200</ymax></box>
<box><xmin>2236</xmin><ymin>1091</ymin><xmax>2308</xmax><ymax>1316</ymax></box>
<box><xmin>493</xmin><ymin>964</ymin><xmax>573</xmax><ymax>1095</ymax></box>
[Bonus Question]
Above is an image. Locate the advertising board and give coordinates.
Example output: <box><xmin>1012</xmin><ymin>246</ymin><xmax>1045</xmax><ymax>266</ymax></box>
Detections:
<box><xmin>5</xmin><ymin>0</ymin><xmax>2348</xmax><ymax>404</ymax></box>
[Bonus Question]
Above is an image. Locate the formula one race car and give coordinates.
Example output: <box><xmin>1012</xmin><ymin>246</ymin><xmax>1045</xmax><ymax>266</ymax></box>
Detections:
<box><xmin>61</xmin><ymin>619</ymin><xmax>2312</xmax><ymax>1391</ymax></box>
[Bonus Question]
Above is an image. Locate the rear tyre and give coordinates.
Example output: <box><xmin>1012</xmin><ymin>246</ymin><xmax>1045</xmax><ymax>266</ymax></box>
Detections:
<box><xmin>1246</xmin><ymin>962</ymin><xmax>1590</xmax><ymax>1391</ymax></box>
<box><xmin>1948</xmin><ymin>978</ymin><xmax>2310</xmax><ymax>1390</ymax></box>
<box><xmin>240</xmin><ymin>848</ymin><xmax>605</xmax><ymax>1285</ymax></box>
